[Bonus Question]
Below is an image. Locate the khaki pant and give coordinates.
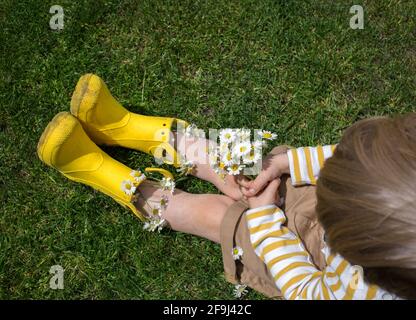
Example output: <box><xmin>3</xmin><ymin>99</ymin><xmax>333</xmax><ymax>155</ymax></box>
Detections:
<box><xmin>220</xmin><ymin>146</ymin><xmax>325</xmax><ymax>298</ymax></box>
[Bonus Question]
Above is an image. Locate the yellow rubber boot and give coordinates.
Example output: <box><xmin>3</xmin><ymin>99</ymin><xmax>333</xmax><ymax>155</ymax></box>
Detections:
<box><xmin>70</xmin><ymin>73</ymin><xmax>188</xmax><ymax>167</ymax></box>
<box><xmin>37</xmin><ymin>112</ymin><xmax>173</xmax><ymax>221</ymax></box>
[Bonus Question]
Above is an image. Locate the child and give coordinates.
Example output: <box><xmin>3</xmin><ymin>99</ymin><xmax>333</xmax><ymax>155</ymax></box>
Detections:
<box><xmin>239</xmin><ymin>113</ymin><xmax>416</xmax><ymax>299</ymax></box>
<box><xmin>38</xmin><ymin>74</ymin><xmax>414</xmax><ymax>299</ymax></box>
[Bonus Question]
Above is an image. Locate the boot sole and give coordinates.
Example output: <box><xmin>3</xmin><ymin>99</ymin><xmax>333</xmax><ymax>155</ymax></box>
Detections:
<box><xmin>70</xmin><ymin>73</ymin><xmax>96</xmax><ymax>118</ymax></box>
<box><xmin>37</xmin><ymin>112</ymin><xmax>75</xmax><ymax>166</ymax></box>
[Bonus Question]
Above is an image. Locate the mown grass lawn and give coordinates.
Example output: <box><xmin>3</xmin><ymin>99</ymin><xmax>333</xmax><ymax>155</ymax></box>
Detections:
<box><xmin>0</xmin><ymin>0</ymin><xmax>415</xmax><ymax>299</ymax></box>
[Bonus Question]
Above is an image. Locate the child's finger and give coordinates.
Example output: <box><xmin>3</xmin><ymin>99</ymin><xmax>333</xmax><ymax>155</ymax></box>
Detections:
<box><xmin>240</xmin><ymin>186</ymin><xmax>251</xmax><ymax>197</ymax></box>
<box><xmin>236</xmin><ymin>174</ymin><xmax>251</xmax><ymax>188</ymax></box>
<box><xmin>245</xmin><ymin>171</ymin><xmax>272</xmax><ymax>196</ymax></box>
<box><xmin>265</xmin><ymin>178</ymin><xmax>280</xmax><ymax>191</ymax></box>
<box><xmin>262</xmin><ymin>178</ymin><xmax>281</xmax><ymax>200</ymax></box>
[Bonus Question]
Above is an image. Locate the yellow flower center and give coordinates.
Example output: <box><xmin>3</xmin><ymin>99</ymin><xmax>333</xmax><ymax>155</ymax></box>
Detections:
<box><xmin>231</xmin><ymin>164</ymin><xmax>239</xmax><ymax>171</ymax></box>
<box><xmin>263</xmin><ymin>133</ymin><xmax>272</xmax><ymax>139</ymax></box>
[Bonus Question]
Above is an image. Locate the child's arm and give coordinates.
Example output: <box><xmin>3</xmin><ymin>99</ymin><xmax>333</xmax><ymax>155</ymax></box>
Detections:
<box><xmin>247</xmin><ymin>204</ymin><xmax>383</xmax><ymax>299</ymax></box>
<box><xmin>246</xmin><ymin>180</ymin><xmax>383</xmax><ymax>300</ymax></box>
<box><xmin>287</xmin><ymin>145</ymin><xmax>336</xmax><ymax>186</ymax></box>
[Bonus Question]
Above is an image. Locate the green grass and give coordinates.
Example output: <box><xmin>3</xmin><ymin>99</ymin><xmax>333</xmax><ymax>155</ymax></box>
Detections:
<box><xmin>1</xmin><ymin>0</ymin><xmax>415</xmax><ymax>299</ymax></box>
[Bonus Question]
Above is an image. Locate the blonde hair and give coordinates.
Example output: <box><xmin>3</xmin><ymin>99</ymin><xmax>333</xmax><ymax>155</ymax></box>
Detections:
<box><xmin>316</xmin><ymin>113</ymin><xmax>416</xmax><ymax>299</ymax></box>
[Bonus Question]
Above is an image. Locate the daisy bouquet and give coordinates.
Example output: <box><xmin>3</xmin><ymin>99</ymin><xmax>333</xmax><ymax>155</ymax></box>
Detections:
<box><xmin>208</xmin><ymin>128</ymin><xmax>277</xmax><ymax>179</ymax></box>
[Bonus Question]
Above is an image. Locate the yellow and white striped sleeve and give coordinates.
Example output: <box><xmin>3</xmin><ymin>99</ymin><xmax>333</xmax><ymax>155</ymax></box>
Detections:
<box><xmin>287</xmin><ymin>145</ymin><xmax>337</xmax><ymax>186</ymax></box>
<box><xmin>245</xmin><ymin>204</ymin><xmax>387</xmax><ymax>300</ymax></box>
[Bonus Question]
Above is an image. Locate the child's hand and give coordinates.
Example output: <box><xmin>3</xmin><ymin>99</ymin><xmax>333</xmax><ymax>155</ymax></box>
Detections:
<box><xmin>245</xmin><ymin>178</ymin><xmax>281</xmax><ymax>209</ymax></box>
<box><xmin>238</xmin><ymin>152</ymin><xmax>289</xmax><ymax>197</ymax></box>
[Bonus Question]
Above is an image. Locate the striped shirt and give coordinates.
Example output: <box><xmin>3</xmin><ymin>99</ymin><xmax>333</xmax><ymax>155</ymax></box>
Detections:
<box><xmin>245</xmin><ymin>145</ymin><xmax>398</xmax><ymax>300</ymax></box>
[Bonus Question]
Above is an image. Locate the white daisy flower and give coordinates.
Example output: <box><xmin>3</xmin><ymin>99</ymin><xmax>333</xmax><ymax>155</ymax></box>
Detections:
<box><xmin>219</xmin><ymin>142</ymin><xmax>231</xmax><ymax>155</ymax></box>
<box><xmin>221</xmin><ymin>151</ymin><xmax>235</xmax><ymax>166</ymax></box>
<box><xmin>151</xmin><ymin>206</ymin><xmax>162</xmax><ymax>216</ymax></box>
<box><xmin>143</xmin><ymin>215</ymin><xmax>167</xmax><ymax>233</ymax></box>
<box><xmin>177</xmin><ymin>160</ymin><xmax>195</xmax><ymax>176</ymax></box>
<box><xmin>220</xmin><ymin>129</ymin><xmax>236</xmax><ymax>144</ymax></box>
<box><xmin>252</xmin><ymin>140</ymin><xmax>263</xmax><ymax>150</ymax></box>
<box><xmin>233</xmin><ymin>141</ymin><xmax>251</xmax><ymax>157</ymax></box>
<box><xmin>160</xmin><ymin>195</ymin><xmax>169</xmax><ymax>209</ymax></box>
<box><xmin>232</xmin><ymin>246</ymin><xmax>244</xmax><ymax>260</ymax></box>
<box><xmin>143</xmin><ymin>205</ymin><xmax>167</xmax><ymax>232</ymax></box>
<box><xmin>130</xmin><ymin>170</ymin><xmax>146</xmax><ymax>183</ymax></box>
<box><xmin>233</xmin><ymin>284</ymin><xmax>248</xmax><ymax>299</ymax></box>
<box><xmin>212</xmin><ymin>161</ymin><xmax>227</xmax><ymax>180</ymax></box>
<box><xmin>236</xmin><ymin>129</ymin><xmax>251</xmax><ymax>141</ymax></box>
<box><xmin>227</xmin><ymin>163</ymin><xmax>244</xmax><ymax>175</ymax></box>
<box><xmin>217</xmin><ymin>161</ymin><xmax>227</xmax><ymax>171</ymax></box>
<box><xmin>243</xmin><ymin>148</ymin><xmax>261</xmax><ymax>164</ymax></box>
<box><xmin>253</xmin><ymin>137</ymin><xmax>269</xmax><ymax>149</ymax></box>
<box><xmin>160</xmin><ymin>177</ymin><xmax>175</xmax><ymax>194</ymax></box>
<box><xmin>258</xmin><ymin>130</ymin><xmax>277</xmax><ymax>140</ymax></box>
<box><xmin>121</xmin><ymin>180</ymin><xmax>136</xmax><ymax>195</ymax></box>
